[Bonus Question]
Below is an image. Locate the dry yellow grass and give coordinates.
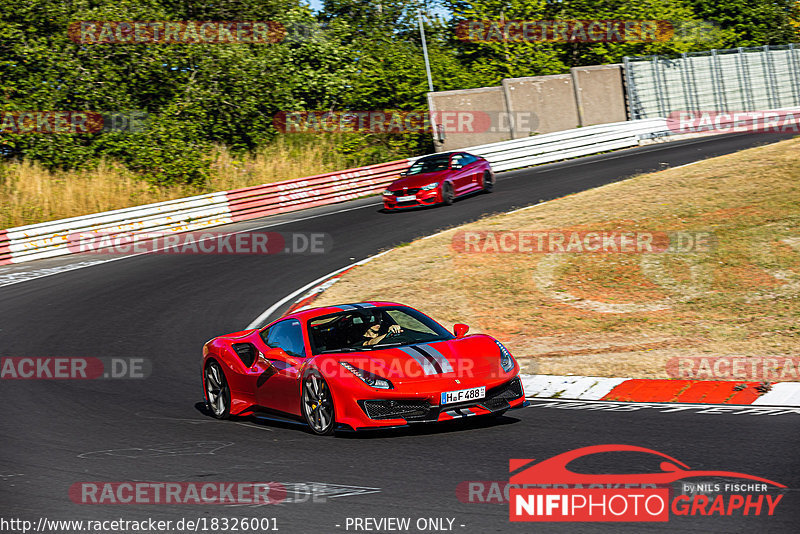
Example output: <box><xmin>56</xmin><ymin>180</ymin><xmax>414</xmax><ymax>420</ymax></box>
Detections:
<box><xmin>0</xmin><ymin>160</ymin><xmax>186</xmax><ymax>228</ymax></box>
<box><xmin>313</xmin><ymin>137</ymin><xmax>800</xmax><ymax>379</ymax></box>
<box><xmin>208</xmin><ymin>136</ymin><xmax>387</xmax><ymax>192</ymax></box>
<box><xmin>0</xmin><ymin>136</ymin><xmax>396</xmax><ymax>228</ymax></box>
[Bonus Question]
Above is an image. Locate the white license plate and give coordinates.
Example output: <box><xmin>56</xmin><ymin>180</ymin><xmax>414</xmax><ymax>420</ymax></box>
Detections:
<box><xmin>441</xmin><ymin>386</ymin><xmax>485</xmax><ymax>405</ymax></box>
<box><xmin>396</xmin><ymin>195</ymin><xmax>417</xmax><ymax>202</ymax></box>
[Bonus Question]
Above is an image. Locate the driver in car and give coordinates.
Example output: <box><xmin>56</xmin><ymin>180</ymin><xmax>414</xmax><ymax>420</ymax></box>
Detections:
<box><xmin>361</xmin><ymin>316</ymin><xmax>403</xmax><ymax>346</ymax></box>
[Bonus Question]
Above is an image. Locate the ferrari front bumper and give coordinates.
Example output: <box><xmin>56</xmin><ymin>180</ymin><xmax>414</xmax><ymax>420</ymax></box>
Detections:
<box><xmin>346</xmin><ymin>376</ymin><xmax>526</xmax><ymax>430</ymax></box>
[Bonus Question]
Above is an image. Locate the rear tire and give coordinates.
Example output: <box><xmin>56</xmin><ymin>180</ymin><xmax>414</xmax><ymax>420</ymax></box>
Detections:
<box><xmin>205</xmin><ymin>361</ymin><xmax>231</xmax><ymax>419</ymax></box>
<box><xmin>302</xmin><ymin>369</ymin><xmax>336</xmax><ymax>435</ymax></box>
<box><xmin>441</xmin><ymin>182</ymin><xmax>454</xmax><ymax>206</ymax></box>
<box><xmin>482</xmin><ymin>171</ymin><xmax>494</xmax><ymax>193</ymax></box>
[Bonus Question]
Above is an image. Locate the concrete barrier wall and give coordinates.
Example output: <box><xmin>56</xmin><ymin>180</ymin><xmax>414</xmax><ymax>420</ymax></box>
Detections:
<box><xmin>427</xmin><ymin>86</ymin><xmax>510</xmax><ymax>153</ymax></box>
<box><xmin>572</xmin><ymin>64</ymin><xmax>627</xmax><ymax>126</ymax></box>
<box><xmin>503</xmin><ymin>74</ymin><xmax>579</xmax><ymax>137</ymax></box>
<box><xmin>429</xmin><ymin>63</ymin><xmax>629</xmax><ymax>151</ymax></box>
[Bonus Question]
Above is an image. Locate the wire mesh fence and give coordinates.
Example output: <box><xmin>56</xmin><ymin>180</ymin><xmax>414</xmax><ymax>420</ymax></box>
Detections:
<box><xmin>623</xmin><ymin>44</ymin><xmax>800</xmax><ymax>119</ymax></box>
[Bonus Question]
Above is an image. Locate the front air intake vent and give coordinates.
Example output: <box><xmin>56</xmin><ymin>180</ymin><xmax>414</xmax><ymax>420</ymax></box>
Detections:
<box><xmin>360</xmin><ymin>400</ymin><xmax>431</xmax><ymax>420</ymax></box>
<box><xmin>480</xmin><ymin>377</ymin><xmax>524</xmax><ymax>411</ymax></box>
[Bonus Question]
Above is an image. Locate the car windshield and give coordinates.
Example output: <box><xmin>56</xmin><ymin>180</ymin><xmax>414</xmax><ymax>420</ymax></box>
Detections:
<box><xmin>307</xmin><ymin>306</ymin><xmax>454</xmax><ymax>354</ymax></box>
<box><xmin>406</xmin><ymin>155</ymin><xmax>450</xmax><ymax>176</ymax></box>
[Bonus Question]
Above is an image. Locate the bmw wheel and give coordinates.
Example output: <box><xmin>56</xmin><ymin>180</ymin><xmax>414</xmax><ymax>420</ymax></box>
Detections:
<box><xmin>205</xmin><ymin>361</ymin><xmax>231</xmax><ymax>419</ymax></box>
<box><xmin>441</xmin><ymin>182</ymin><xmax>454</xmax><ymax>206</ymax></box>
<box><xmin>482</xmin><ymin>171</ymin><xmax>494</xmax><ymax>193</ymax></box>
<box><xmin>302</xmin><ymin>369</ymin><xmax>336</xmax><ymax>435</ymax></box>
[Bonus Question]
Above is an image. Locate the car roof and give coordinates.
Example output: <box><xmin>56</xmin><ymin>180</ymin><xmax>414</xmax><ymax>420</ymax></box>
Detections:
<box><xmin>418</xmin><ymin>151</ymin><xmax>478</xmax><ymax>160</ymax></box>
<box><xmin>278</xmin><ymin>301</ymin><xmax>407</xmax><ymax>323</ymax></box>
<box><xmin>415</xmin><ymin>153</ymin><xmax>452</xmax><ymax>162</ymax></box>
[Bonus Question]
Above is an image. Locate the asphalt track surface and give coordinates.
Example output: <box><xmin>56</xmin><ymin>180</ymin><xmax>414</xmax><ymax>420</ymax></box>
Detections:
<box><xmin>1</xmin><ymin>132</ymin><xmax>799</xmax><ymax>533</ymax></box>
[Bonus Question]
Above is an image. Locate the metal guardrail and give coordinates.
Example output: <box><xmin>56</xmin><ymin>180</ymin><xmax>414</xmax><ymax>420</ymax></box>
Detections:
<box><xmin>0</xmin><ymin>159</ymin><xmax>411</xmax><ymax>264</ymax></box>
<box><xmin>469</xmin><ymin>119</ymin><xmax>670</xmax><ymax>172</ymax></box>
<box><xmin>0</xmin><ymin>117</ymin><xmax>704</xmax><ymax>265</ymax></box>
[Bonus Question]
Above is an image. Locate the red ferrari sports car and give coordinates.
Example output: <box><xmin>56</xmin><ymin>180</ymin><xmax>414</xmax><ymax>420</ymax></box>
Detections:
<box><xmin>382</xmin><ymin>152</ymin><xmax>494</xmax><ymax>210</ymax></box>
<box><xmin>202</xmin><ymin>302</ymin><xmax>525</xmax><ymax>435</ymax></box>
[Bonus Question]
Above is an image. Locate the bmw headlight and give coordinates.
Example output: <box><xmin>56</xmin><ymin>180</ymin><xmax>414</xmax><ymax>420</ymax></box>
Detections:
<box><xmin>420</xmin><ymin>182</ymin><xmax>439</xmax><ymax>190</ymax></box>
<box><xmin>341</xmin><ymin>362</ymin><xmax>393</xmax><ymax>389</ymax></box>
<box><xmin>382</xmin><ymin>190</ymin><xmax>394</xmax><ymax>197</ymax></box>
<box><xmin>495</xmin><ymin>340</ymin><xmax>516</xmax><ymax>372</ymax></box>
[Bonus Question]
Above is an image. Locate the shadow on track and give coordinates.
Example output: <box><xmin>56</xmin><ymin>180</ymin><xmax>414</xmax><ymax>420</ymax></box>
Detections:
<box><xmin>194</xmin><ymin>401</ymin><xmax>521</xmax><ymax>438</ymax></box>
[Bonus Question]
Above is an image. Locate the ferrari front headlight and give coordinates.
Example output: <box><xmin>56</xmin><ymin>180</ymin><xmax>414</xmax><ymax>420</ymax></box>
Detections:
<box><xmin>495</xmin><ymin>340</ymin><xmax>516</xmax><ymax>372</ymax></box>
<box><xmin>420</xmin><ymin>182</ymin><xmax>439</xmax><ymax>190</ymax></box>
<box><xmin>341</xmin><ymin>362</ymin><xmax>393</xmax><ymax>389</ymax></box>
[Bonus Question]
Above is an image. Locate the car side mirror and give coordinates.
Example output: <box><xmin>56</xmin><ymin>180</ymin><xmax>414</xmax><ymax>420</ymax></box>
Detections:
<box><xmin>454</xmin><ymin>324</ymin><xmax>469</xmax><ymax>338</ymax></box>
<box><xmin>265</xmin><ymin>347</ymin><xmax>304</xmax><ymax>366</ymax></box>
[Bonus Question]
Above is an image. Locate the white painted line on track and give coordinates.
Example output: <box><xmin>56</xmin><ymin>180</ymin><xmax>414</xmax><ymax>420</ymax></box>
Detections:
<box><xmin>245</xmin><ymin>249</ymin><xmax>393</xmax><ymax>329</ymax></box>
<box><xmin>670</xmin><ymin>160</ymin><xmax>704</xmax><ymax>170</ymax></box>
<box><xmin>526</xmin><ymin>398</ymin><xmax>800</xmax><ymax>416</ymax></box>
<box><xmin>246</xmin><ymin>219</ymin><xmax>477</xmax><ymax>328</ymax></box>
<box><xmin>0</xmin><ymin>260</ymin><xmax>108</xmax><ymax>289</ymax></box>
<box><xmin>244</xmin><ymin>264</ymin><xmax>354</xmax><ymax>330</ymax></box>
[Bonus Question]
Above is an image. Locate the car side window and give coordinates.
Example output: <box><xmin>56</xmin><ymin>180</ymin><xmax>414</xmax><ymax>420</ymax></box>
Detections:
<box><xmin>450</xmin><ymin>154</ymin><xmax>465</xmax><ymax>167</ymax></box>
<box><xmin>261</xmin><ymin>319</ymin><xmax>306</xmax><ymax>358</ymax></box>
<box><xmin>460</xmin><ymin>153</ymin><xmax>477</xmax><ymax>166</ymax></box>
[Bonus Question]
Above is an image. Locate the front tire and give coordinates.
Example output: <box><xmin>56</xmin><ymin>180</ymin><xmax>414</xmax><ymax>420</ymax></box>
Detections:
<box><xmin>482</xmin><ymin>171</ymin><xmax>494</xmax><ymax>193</ymax></box>
<box><xmin>441</xmin><ymin>182</ymin><xmax>454</xmax><ymax>206</ymax></box>
<box><xmin>205</xmin><ymin>361</ymin><xmax>231</xmax><ymax>419</ymax></box>
<box><xmin>302</xmin><ymin>369</ymin><xmax>336</xmax><ymax>435</ymax></box>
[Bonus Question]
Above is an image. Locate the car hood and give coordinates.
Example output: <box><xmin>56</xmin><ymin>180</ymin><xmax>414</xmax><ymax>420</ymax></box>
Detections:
<box><xmin>337</xmin><ymin>334</ymin><xmax>507</xmax><ymax>382</ymax></box>
<box><xmin>388</xmin><ymin>170</ymin><xmax>451</xmax><ymax>190</ymax></box>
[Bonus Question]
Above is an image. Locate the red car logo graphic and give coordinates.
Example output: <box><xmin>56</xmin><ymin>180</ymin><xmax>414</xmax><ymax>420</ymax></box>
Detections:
<box><xmin>510</xmin><ymin>444</ymin><xmax>785</xmax><ymax>487</ymax></box>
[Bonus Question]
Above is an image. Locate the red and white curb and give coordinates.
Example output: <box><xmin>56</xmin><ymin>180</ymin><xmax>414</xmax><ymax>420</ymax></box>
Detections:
<box><xmin>520</xmin><ymin>374</ymin><xmax>800</xmax><ymax>406</ymax></box>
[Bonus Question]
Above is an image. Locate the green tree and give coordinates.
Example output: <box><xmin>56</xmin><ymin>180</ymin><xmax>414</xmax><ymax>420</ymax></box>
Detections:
<box><xmin>688</xmin><ymin>0</ymin><xmax>799</xmax><ymax>46</ymax></box>
<box><xmin>0</xmin><ymin>0</ymin><xmax>354</xmax><ymax>184</ymax></box>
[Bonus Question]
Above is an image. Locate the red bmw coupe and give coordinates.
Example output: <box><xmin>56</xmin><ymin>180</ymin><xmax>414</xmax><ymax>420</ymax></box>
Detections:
<box><xmin>202</xmin><ymin>302</ymin><xmax>525</xmax><ymax>435</ymax></box>
<box><xmin>382</xmin><ymin>152</ymin><xmax>494</xmax><ymax>210</ymax></box>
